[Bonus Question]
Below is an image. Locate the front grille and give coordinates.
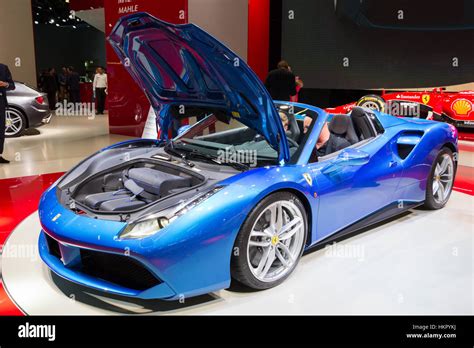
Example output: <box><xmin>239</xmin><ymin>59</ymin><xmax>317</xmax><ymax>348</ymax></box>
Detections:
<box><xmin>79</xmin><ymin>249</ymin><xmax>162</xmax><ymax>291</ymax></box>
<box><xmin>45</xmin><ymin>234</ymin><xmax>61</xmax><ymax>259</ymax></box>
<box><xmin>44</xmin><ymin>233</ymin><xmax>162</xmax><ymax>291</ymax></box>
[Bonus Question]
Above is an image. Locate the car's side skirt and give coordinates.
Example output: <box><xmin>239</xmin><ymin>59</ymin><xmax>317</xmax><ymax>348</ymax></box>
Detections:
<box><xmin>304</xmin><ymin>200</ymin><xmax>423</xmax><ymax>253</ymax></box>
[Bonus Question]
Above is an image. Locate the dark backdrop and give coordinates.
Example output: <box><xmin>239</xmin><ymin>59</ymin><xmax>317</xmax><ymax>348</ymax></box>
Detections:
<box><xmin>34</xmin><ymin>24</ymin><xmax>106</xmax><ymax>81</ymax></box>
<box><xmin>281</xmin><ymin>0</ymin><xmax>474</xmax><ymax>90</ymax></box>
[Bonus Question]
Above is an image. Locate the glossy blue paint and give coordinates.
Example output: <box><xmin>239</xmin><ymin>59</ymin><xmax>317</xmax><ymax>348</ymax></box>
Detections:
<box><xmin>38</xmin><ymin>110</ymin><xmax>457</xmax><ymax>299</ymax></box>
<box><xmin>38</xmin><ymin>13</ymin><xmax>459</xmax><ymax>300</ymax></box>
<box><xmin>108</xmin><ymin>12</ymin><xmax>290</xmax><ymax>162</ymax></box>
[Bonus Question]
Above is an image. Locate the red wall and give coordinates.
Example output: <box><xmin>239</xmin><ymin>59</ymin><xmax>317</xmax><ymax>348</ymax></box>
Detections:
<box><xmin>248</xmin><ymin>0</ymin><xmax>270</xmax><ymax>82</ymax></box>
<box><xmin>104</xmin><ymin>0</ymin><xmax>270</xmax><ymax>137</ymax></box>
<box><xmin>104</xmin><ymin>0</ymin><xmax>188</xmax><ymax>137</ymax></box>
<box><xmin>70</xmin><ymin>0</ymin><xmax>104</xmax><ymax>11</ymax></box>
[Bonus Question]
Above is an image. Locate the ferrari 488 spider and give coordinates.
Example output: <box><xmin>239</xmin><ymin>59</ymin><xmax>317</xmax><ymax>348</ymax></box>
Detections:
<box><xmin>38</xmin><ymin>13</ymin><xmax>458</xmax><ymax>300</ymax></box>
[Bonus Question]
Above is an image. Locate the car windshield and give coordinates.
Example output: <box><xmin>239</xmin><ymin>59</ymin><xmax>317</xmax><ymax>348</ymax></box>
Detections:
<box><xmin>165</xmin><ymin>103</ymin><xmax>318</xmax><ymax>169</ymax></box>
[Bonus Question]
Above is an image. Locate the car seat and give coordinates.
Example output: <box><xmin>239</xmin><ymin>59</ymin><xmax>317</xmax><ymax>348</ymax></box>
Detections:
<box><xmin>285</xmin><ymin>112</ymin><xmax>301</xmax><ymax>143</ymax></box>
<box><xmin>328</xmin><ymin>114</ymin><xmax>359</xmax><ymax>145</ymax></box>
<box><xmin>350</xmin><ymin>107</ymin><xmax>376</xmax><ymax>140</ymax></box>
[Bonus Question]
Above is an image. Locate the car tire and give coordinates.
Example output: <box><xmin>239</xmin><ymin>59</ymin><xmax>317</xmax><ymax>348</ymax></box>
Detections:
<box><xmin>423</xmin><ymin>148</ymin><xmax>456</xmax><ymax>210</ymax></box>
<box><xmin>356</xmin><ymin>95</ymin><xmax>386</xmax><ymax>113</ymax></box>
<box><xmin>5</xmin><ymin>107</ymin><xmax>26</xmax><ymax>138</ymax></box>
<box><xmin>231</xmin><ymin>192</ymin><xmax>308</xmax><ymax>290</ymax></box>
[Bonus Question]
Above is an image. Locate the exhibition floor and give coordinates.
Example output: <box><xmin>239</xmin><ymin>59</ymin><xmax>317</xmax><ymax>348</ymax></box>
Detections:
<box><xmin>1</xmin><ymin>190</ymin><xmax>473</xmax><ymax>315</ymax></box>
<box><xmin>0</xmin><ymin>116</ymin><xmax>473</xmax><ymax>315</ymax></box>
<box><xmin>0</xmin><ymin>114</ymin><xmax>132</xmax><ymax>180</ymax></box>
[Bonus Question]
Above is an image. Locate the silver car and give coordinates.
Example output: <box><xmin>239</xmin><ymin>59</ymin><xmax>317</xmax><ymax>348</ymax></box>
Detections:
<box><xmin>5</xmin><ymin>82</ymin><xmax>52</xmax><ymax>137</ymax></box>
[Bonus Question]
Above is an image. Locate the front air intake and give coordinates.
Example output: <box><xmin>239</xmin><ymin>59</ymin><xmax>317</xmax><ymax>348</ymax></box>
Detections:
<box><xmin>79</xmin><ymin>249</ymin><xmax>162</xmax><ymax>291</ymax></box>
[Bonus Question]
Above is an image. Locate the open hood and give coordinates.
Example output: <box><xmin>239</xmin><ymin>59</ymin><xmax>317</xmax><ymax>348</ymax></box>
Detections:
<box><xmin>108</xmin><ymin>12</ymin><xmax>290</xmax><ymax>162</ymax></box>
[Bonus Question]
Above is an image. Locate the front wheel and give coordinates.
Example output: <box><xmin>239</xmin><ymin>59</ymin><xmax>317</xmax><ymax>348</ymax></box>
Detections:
<box><xmin>231</xmin><ymin>192</ymin><xmax>307</xmax><ymax>290</ymax></box>
<box><xmin>423</xmin><ymin>148</ymin><xmax>456</xmax><ymax>210</ymax></box>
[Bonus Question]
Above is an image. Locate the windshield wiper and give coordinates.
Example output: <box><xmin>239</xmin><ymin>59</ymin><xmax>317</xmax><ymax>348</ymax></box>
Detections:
<box><xmin>164</xmin><ymin>141</ymin><xmax>195</xmax><ymax>168</ymax></box>
<box><xmin>169</xmin><ymin>143</ymin><xmax>250</xmax><ymax>171</ymax></box>
<box><xmin>179</xmin><ymin>147</ymin><xmax>249</xmax><ymax>171</ymax></box>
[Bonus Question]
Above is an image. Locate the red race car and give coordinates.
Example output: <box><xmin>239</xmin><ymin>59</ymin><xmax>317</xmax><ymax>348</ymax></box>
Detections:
<box><xmin>326</xmin><ymin>88</ymin><xmax>474</xmax><ymax>128</ymax></box>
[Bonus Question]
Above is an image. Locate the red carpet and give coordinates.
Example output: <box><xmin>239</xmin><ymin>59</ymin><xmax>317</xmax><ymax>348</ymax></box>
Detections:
<box><xmin>0</xmin><ymin>172</ymin><xmax>63</xmax><ymax>316</ymax></box>
<box><xmin>0</xmin><ymin>282</ymin><xmax>22</xmax><ymax>316</ymax></box>
<box><xmin>0</xmin><ymin>173</ymin><xmax>63</xmax><ymax>245</ymax></box>
<box><xmin>459</xmin><ymin>131</ymin><xmax>474</xmax><ymax>142</ymax></box>
<box><xmin>454</xmin><ymin>165</ymin><xmax>474</xmax><ymax>196</ymax></box>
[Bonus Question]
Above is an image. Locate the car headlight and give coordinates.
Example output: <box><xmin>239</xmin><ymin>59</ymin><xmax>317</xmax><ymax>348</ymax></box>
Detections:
<box><xmin>118</xmin><ymin>187</ymin><xmax>224</xmax><ymax>240</ymax></box>
<box><xmin>119</xmin><ymin>216</ymin><xmax>170</xmax><ymax>240</ymax></box>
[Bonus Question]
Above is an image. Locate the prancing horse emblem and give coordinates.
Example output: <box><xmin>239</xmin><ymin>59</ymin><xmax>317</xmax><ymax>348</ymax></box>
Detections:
<box><xmin>303</xmin><ymin>173</ymin><xmax>313</xmax><ymax>186</ymax></box>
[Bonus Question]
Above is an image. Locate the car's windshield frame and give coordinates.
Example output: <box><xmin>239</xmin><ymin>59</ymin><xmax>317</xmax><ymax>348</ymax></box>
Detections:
<box><xmin>165</xmin><ymin>102</ymin><xmax>326</xmax><ymax>167</ymax></box>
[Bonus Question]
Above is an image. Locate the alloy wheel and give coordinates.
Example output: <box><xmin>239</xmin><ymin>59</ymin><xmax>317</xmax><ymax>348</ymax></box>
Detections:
<box><xmin>5</xmin><ymin>109</ymin><xmax>24</xmax><ymax>136</ymax></box>
<box><xmin>432</xmin><ymin>153</ymin><xmax>454</xmax><ymax>205</ymax></box>
<box><xmin>247</xmin><ymin>200</ymin><xmax>305</xmax><ymax>283</ymax></box>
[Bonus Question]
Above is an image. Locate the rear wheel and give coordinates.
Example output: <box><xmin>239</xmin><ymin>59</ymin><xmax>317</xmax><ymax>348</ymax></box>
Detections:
<box><xmin>423</xmin><ymin>148</ymin><xmax>455</xmax><ymax>210</ymax></box>
<box><xmin>5</xmin><ymin>108</ymin><xmax>26</xmax><ymax>137</ymax></box>
<box><xmin>356</xmin><ymin>95</ymin><xmax>386</xmax><ymax>112</ymax></box>
<box><xmin>231</xmin><ymin>192</ymin><xmax>307</xmax><ymax>290</ymax></box>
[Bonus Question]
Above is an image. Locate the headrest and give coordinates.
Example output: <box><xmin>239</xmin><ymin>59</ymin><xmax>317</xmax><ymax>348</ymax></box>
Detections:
<box><xmin>351</xmin><ymin>106</ymin><xmax>370</xmax><ymax>118</ymax></box>
<box><xmin>329</xmin><ymin>114</ymin><xmax>350</xmax><ymax>136</ymax></box>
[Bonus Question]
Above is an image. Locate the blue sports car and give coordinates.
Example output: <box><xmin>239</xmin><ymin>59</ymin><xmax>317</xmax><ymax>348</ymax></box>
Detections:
<box><xmin>38</xmin><ymin>13</ymin><xmax>458</xmax><ymax>300</ymax></box>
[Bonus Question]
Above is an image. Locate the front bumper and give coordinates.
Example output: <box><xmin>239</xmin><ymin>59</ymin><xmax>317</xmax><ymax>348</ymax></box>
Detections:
<box><xmin>38</xmin><ymin>186</ymin><xmax>237</xmax><ymax>300</ymax></box>
<box><xmin>38</xmin><ymin>231</ymin><xmax>176</xmax><ymax>299</ymax></box>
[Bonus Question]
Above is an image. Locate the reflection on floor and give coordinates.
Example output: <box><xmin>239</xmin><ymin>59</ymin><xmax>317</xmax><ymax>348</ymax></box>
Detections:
<box><xmin>0</xmin><ymin>114</ymin><xmax>132</xmax><ymax>180</ymax></box>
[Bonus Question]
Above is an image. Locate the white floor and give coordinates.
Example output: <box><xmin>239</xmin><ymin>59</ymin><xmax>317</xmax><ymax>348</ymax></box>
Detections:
<box><xmin>2</xmin><ymin>191</ymin><xmax>473</xmax><ymax>315</ymax></box>
<box><xmin>0</xmin><ymin>114</ymin><xmax>132</xmax><ymax>179</ymax></box>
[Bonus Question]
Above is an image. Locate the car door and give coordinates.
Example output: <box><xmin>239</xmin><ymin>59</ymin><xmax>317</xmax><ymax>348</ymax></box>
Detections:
<box><xmin>309</xmin><ymin>133</ymin><xmax>404</xmax><ymax>242</ymax></box>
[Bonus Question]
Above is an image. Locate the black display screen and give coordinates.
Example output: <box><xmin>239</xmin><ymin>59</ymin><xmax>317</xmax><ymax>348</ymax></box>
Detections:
<box><xmin>281</xmin><ymin>0</ymin><xmax>474</xmax><ymax>89</ymax></box>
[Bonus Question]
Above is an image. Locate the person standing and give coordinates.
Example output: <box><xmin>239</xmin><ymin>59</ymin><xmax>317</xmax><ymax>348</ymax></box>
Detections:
<box><xmin>265</xmin><ymin>60</ymin><xmax>303</xmax><ymax>101</ymax></box>
<box><xmin>44</xmin><ymin>68</ymin><xmax>58</xmax><ymax>110</ymax></box>
<box><xmin>93</xmin><ymin>67</ymin><xmax>108</xmax><ymax>115</ymax></box>
<box><xmin>0</xmin><ymin>63</ymin><xmax>15</xmax><ymax>164</ymax></box>
<box><xmin>38</xmin><ymin>69</ymin><xmax>48</xmax><ymax>92</ymax></box>
<box><xmin>67</xmin><ymin>66</ymin><xmax>81</xmax><ymax>103</ymax></box>
<box><xmin>58</xmin><ymin>67</ymin><xmax>69</xmax><ymax>102</ymax></box>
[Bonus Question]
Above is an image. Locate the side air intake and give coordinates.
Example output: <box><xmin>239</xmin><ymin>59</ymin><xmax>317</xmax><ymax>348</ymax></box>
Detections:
<box><xmin>396</xmin><ymin>131</ymin><xmax>424</xmax><ymax>160</ymax></box>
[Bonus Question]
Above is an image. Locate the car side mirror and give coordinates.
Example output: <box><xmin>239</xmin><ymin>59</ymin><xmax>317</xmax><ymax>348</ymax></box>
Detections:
<box><xmin>322</xmin><ymin>148</ymin><xmax>370</xmax><ymax>175</ymax></box>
